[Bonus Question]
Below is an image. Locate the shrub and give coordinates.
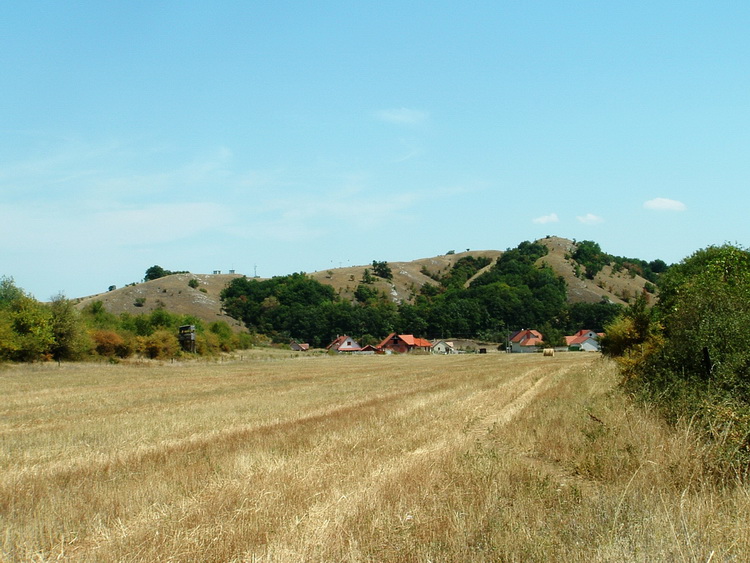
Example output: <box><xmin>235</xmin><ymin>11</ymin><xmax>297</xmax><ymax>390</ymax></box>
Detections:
<box><xmin>209</xmin><ymin>321</ymin><xmax>235</xmax><ymax>352</ymax></box>
<box><xmin>92</xmin><ymin>330</ymin><xmax>127</xmax><ymax>358</ymax></box>
<box><xmin>140</xmin><ymin>330</ymin><xmax>180</xmax><ymax>359</ymax></box>
<box><xmin>48</xmin><ymin>295</ymin><xmax>93</xmax><ymax>361</ymax></box>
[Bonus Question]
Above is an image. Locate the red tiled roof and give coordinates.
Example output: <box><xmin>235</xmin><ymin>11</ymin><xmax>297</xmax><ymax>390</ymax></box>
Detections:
<box><xmin>400</xmin><ymin>334</ymin><xmax>417</xmax><ymax>346</ymax></box>
<box><xmin>377</xmin><ymin>332</ymin><xmax>397</xmax><ymax>349</ymax></box>
<box><xmin>565</xmin><ymin>330</ymin><xmax>601</xmax><ymax>346</ymax></box>
<box><xmin>327</xmin><ymin>335</ymin><xmax>360</xmax><ymax>351</ymax></box>
<box><xmin>510</xmin><ymin>329</ymin><xmax>543</xmax><ymax>344</ymax></box>
<box><xmin>377</xmin><ymin>333</ymin><xmax>432</xmax><ymax>350</ymax></box>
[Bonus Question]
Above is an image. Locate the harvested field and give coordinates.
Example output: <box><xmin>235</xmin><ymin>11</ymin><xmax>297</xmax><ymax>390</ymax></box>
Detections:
<box><xmin>1</xmin><ymin>352</ymin><xmax>749</xmax><ymax>561</ymax></box>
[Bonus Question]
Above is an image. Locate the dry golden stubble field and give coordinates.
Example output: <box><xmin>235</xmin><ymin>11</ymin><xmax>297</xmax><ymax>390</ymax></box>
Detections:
<box><xmin>1</xmin><ymin>352</ymin><xmax>749</xmax><ymax>562</ymax></box>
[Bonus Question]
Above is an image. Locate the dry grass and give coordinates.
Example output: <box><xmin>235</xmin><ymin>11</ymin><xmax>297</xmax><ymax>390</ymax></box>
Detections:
<box><xmin>1</xmin><ymin>352</ymin><xmax>748</xmax><ymax>561</ymax></box>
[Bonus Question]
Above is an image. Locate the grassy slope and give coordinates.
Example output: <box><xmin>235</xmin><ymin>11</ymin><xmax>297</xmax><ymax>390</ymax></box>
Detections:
<box><xmin>1</xmin><ymin>353</ymin><xmax>747</xmax><ymax>561</ymax></box>
<box><xmin>74</xmin><ymin>272</ymin><xmax>247</xmax><ymax>332</ymax></box>
<box><xmin>538</xmin><ymin>236</ymin><xmax>652</xmax><ymax>305</ymax></box>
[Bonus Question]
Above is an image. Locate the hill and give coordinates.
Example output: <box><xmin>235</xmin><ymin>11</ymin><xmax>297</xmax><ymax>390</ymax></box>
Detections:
<box><xmin>75</xmin><ymin>273</ymin><xmax>247</xmax><ymax>331</ymax></box>
<box><xmin>309</xmin><ymin>236</ymin><xmax>650</xmax><ymax>307</ymax></box>
<box><xmin>74</xmin><ymin>237</ymin><xmax>653</xmax><ymax>327</ymax></box>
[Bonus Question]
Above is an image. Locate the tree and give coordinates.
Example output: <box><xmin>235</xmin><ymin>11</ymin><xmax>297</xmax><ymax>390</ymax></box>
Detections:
<box><xmin>354</xmin><ymin>284</ymin><xmax>380</xmax><ymax>304</ymax></box>
<box><xmin>655</xmin><ymin>245</ymin><xmax>750</xmax><ymax>387</ymax></box>
<box><xmin>371</xmin><ymin>261</ymin><xmax>393</xmax><ymax>280</ymax></box>
<box><xmin>48</xmin><ymin>294</ymin><xmax>91</xmax><ymax>361</ymax></box>
<box><xmin>0</xmin><ymin>277</ymin><xmax>55</xmax><ymax>361</ymax></box>
<box><xmin>567</xmin><ymin>301</ymin><xmax>622</xmax><ymax>333</ymax></box>
<box><xmin>361</xmin><ymin>269</ymin><xmax>375</xmax><ymax>284</ymax></box>
<box><xmin>612</xmin><ymin>244</ymin><xmax>750</xmax><ymax>471</ymax></box>
<box><xmin>144</xmin><ymin>265</ymin><xmax>168</xmax><ymax>281</ymax></box>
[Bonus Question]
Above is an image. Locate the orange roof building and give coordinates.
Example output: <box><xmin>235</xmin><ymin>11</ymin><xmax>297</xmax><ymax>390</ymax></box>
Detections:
<box><xmin>509</xmin><ymin>329</ymin><xmax>544</xmax><ymax>353</ymax></box>
<box><xmin>378</xmin><ymin>333</ymin><xmax>432</xmax><ymax>354</ymax></box>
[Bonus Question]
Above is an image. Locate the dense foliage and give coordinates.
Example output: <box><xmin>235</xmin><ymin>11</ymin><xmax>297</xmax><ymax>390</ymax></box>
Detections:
<box><xmin>221</xmin><ymin>241</ymin><xmax>621</xmax><ymax>346</ymax></box>
<box><xmin>221</xmin><ymin>272</ymin><xmax>397</xmax><ymax>348</ymax></box>
<box><xmin>0</xmin><ymin>277</ymin><xmax>250</xmax><ymax>362</ymax></box>
<box><xmin>439</xmin><ymin>256</ymin><xmax>492</xmax><ymax>288</ymax></box>
<box><xmin>603</xmin><ymin>244</ymin><xmax>750</xmax><ymax>476</ymax></box>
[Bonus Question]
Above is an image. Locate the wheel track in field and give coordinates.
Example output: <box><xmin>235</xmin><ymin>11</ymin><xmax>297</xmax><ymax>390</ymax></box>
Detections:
<box><xmin>93</xmin><ymin>359</ymin><xmax>568</xmax><ymax>557</ymax></box>
<box><xmin>263</xmin><ymin>359</ymin><xmax>580</xmax><ymax>557</ymax></box>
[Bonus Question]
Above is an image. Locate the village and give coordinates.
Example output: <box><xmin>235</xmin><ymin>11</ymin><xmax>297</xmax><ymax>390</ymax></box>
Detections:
<box><xmin>290</xmin><ymin>328</ymin><xmax>604</xmax><ymax>355</ymax></box>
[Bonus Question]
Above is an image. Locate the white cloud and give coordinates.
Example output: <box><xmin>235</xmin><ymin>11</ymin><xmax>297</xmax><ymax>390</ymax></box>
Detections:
<box><xmin>577</xmin><ymin>213</ymin><xmax>604</xmax><ymax>225</ymax></box>
<box><xmin>375</xmin><ymin>108</ymin><xmax>429</xmax><ymax>125</ymax></box>
<box><xmin>533</xmin><ymin>213</ymin><xmax>559</xmax><ymax>224</ymax></box>
<box><xmin>643</xmin><ymin>197</ymin><xmax>687</xmax><ymax>211</ymax></box>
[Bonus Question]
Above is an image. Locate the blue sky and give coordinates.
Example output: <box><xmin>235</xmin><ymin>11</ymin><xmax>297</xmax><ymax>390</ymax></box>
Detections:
<box><xmin>2</xmin><ymin>2</ymin><xmax>749</xmax><ymax>300</ymax></box>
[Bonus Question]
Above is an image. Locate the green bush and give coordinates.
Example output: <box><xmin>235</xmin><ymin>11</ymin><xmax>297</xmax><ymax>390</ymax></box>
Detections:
<box><xmin>140</xmin><ymin>330</ymin><xmax>180</xmax><ymax>359</ymax></box>
<box><xmin>613</xmin><ymin>244</ymin><xmax>750</xmax><ymax>476</ymax></box>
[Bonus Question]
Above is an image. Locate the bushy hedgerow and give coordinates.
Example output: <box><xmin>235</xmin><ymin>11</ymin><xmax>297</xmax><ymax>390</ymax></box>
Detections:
<box><xmin>0</xmin><ymin>276</ymin><xmax>250</xmax><ymax>363</ymax></box>
<box><xmin>605</xmin><ymin>245</ymin><xmax>750</xmax><ymax>478</ymax></box>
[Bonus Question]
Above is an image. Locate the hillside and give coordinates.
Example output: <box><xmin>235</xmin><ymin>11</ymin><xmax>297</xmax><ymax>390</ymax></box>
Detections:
<box><xmin>536</xmin><ymin>236</ymin><xmax>651</xmax><ymax>305</ymax></box>
<box><xmin>75</xmin><ymin>273</ymin><xmax>247</xmax><ymax>331</ymax></box>
<box><xmin>74</xmin><ymin>237</ymin><xmax>653</xmax><ymax>326</ymax></box>
<box><xmin>308</xmin><ymin>249</ymin><xmax>504</xmax><ymax>304</ymax></box>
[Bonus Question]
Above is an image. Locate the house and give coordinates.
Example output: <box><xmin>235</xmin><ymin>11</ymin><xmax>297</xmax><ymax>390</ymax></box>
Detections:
<box><xmin>357</xmin><ymin>344</ymin><xmax>379</xmax><ymax>355</ymax></box>
<box><xmin>565</xmin><ymin>329</ymin><xmax>601</xmax><ymax>352</ymax></box>
<box><xmin>326</xmin><ymin>335</ymin><xmax>362</xmax><ymax>353</ymax></box>
<box><xmin>509</xmin><ymin>329</ymin><xmax>544</xmax><ymax>353</ymax></box>
<box><xmin>378</xmin><ymin>333</ymin><xmax>432</xmax><ymax>354</ymax></box>
<box><xmin>432</xmin><ymin>340</ymin><xmax>457</xmax><ymax>354</ymax></box>
<box><xmin>290</xmin><ymin>340</ymin><xmax>309</xmax><ymax>352</ymax></box>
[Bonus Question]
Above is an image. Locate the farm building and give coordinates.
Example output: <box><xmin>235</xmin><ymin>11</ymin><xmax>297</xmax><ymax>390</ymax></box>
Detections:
<box><xmin>326</xmin><ymin>335</ymin><xmax>362</xmax><ymax>353</ymax></box>
<box><xmin>378</xmin><ymin>333</ymin><xmax>432</xmax><ymax>354</ymax></box>
<box><xmin>290</xmin><ymin>340</ymin><xmax>310</xmax><ymax>352</ymax></box>
<box><xmin>432</xmin><ymin>340</ymin><xmax>457</xmax><ymax>354</ymax></box>
<box><xmin>509</xmin><ymin>329</ymin><xmax>544</xmax><ymax>353</ymax></box>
